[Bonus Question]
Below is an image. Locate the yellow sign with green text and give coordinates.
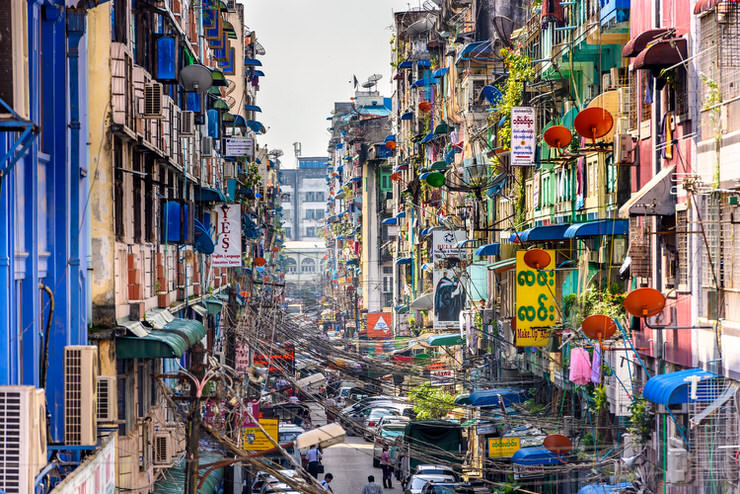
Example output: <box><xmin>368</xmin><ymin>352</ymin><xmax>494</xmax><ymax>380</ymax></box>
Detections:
<box><xmin>515</xmin><ymin>249</ymin><xmax>558</xmax><ymax>346</ymax></box>
<box><xmin>242</xmin><ymin>418</ymin><xmax>279</xmax><ymax>451</ymax></box>
<box><xmin>488</xmin><ymin>437</ymin><xmax>521</xmax><ymax>457</ymax></box>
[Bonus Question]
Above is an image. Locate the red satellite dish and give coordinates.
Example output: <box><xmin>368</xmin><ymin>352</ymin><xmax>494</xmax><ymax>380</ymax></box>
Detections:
<box><xmin>391</xmin><ymin>172</ymin><xmax>402</xmax><ymax>181</ymax></box>
<box><xmin>544</xmin><ymin>125</ymin><xmax>573</xmax><ymax>149</ymax></box>
<box><xmin>544</xmin><ymin>434</ymin><xmax>573</xmax><ymax>456</ymax></box>
<box><xmin>385</xmin><ymin>140</ymin><xmax>397</xmax><ymax>150</ymax></box>
<box><xmin>624</xmin><ymin>287</ymin><xmax>666</xmax><ymax>318</ymax></box>
<box><xmin>523</xmin><ymin>248</ymin><xmax>551</xmax><ymax>269</ymax></box>
<box><xmin>254</xmin><ymin>257</ymin><xmax>266</xmax><ymax>266</ymax></box>
<box><xmin>419</xmin><ymin>101</ymin><xmax>432</xmax><ymax>113</ymax></box>
<box><xmin>574</xmin><ymin>107</ymin><xmax>614</xmax><ymax>142</ymax></box>
<box><xmin>581</xmin><ymin>314</ymin><xmax>617</xmax><ymax>341</ymax></box>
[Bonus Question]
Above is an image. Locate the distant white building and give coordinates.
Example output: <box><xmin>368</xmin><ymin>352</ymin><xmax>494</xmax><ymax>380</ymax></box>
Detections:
<box><xmin>279</xmin><ymin>157</ymin><xmax>328</xmax><ymax>241</ymax></box>
<box><xmin>282</xmin><ymin>240</ymin><xmax>327</xmax><ymax>299</ymax></box>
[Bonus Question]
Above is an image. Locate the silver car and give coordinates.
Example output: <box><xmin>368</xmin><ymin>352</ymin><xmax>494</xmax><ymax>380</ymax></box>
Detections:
<box><xmin>404</xmin><ymin>474</ymin><xmax>457</xmax><ymax>494</ymax></box>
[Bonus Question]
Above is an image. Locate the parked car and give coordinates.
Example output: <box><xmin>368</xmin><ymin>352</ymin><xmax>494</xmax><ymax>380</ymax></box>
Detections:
<box><xmin>404</xmin><ymin>474</ymin><xmax>457</xmax><ymax>494</ymax></box>
<box><xmin>340</xmin><ymin>399</ymin><xmax>401</xmax><ymax>435</ymax></box>
<box><xmin>402</xmin><ymin>465</ymin><xmax>460</xmax><ymax>489</ymax></box>
<box><xmin>251</xmin><ymin>471</ymin><xmax>275</xmax><ymax>493</ymax></box>
<box><xmin>372</xmin><ymin>422</ymin><xmax>407</xmax><ymax>467</ymax></box>
<box><xmin>364</xmin><ymin>407</ymin><xmax>402</xmax><ymax>440</ymax></box>
<box><xmin>420</xmin><ymin>482</ymin><xmax>474</xmax><ymax>494</ymax></box>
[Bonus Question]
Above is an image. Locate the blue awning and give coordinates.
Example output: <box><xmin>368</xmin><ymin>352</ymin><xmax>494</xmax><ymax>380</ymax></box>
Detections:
<box><xmin>350</xmin><ymin>176</ymin><xmax>362</xmax><ymax>183</ymax></box>
<box><xmin>244</xmin><ymin>57</ymin><xmax>262</xmax><ymax>66</ymax></box>
<box><xmin>643</xmin><ymin>369</ymin><xmax>717</xmax><ymax>405</ymax></box>
<box><xmin>411</xmin><ymin>78</ymin><xmax>433</xmax><ymax>88</ymax></box>
<box><xmin>252</xmin><ymin>70</ymin><xmax>265</xmax><ymax>77</ymax></box>
<box><xmin>381</xmin><ymin>218</ymin><xmax>397</xmax><ymax>225</ymax></box>
<box><xmin>417</xmin><ymin>60</ymin><xmax>432</xmax><ymax>67</ymax></box>
<box><xmin>469</xmin><ymin>388</ymin><xmax>528</xmax><ymax>407</ymax></box>
<box><xmin>395</xmin><ymin>211</ymin><xmax>406</xmax><ymax>219</ymax></box>
<box><xmin>400</xmin><ymin>111</ymin><xmax>414</xmax><ymax>120</ymax></box>
<box><xmin>421</xmin><ymin>133</ymin><xmax>437</xmax><ymax>144</ymax></box>
<box><xmin>475</xmin><ymin>243</ymin><xmax>500</xmax><ymax>257</ymax></box>
<box><xmin>247</xmin><ymin>120</ymin><xmax>266</xmax><ymax>134</ymax></box>
<box><xmin>432</xmin><ymin>68</ymin><xmax>449</xmax><ymax>78</ymax></box>
<box><xmin>358</xmin><ymin>106</ymin><xmax>392</xmax><ymax>117</ymax></box>
<box><xmin>564</xmin><ymin>220</ymin><xmax>629</xmax><ymax>238</ymax></box>
<box><xmin>196</xmin><ymin>186</ymin><xmax>227</xmax><ymax>202</ymax></box>
<box><xmin>193</xmin><ymin>219</ymin><xmax>214</xmax><ymax>255</ymax></box>
<box><xmin>244</xmin><ymin>104</ymin><xmax>262</xmax><ymax>112</ymax></box>
<box><xmin>519</xmin><ymin>223</ymin><xmax>570</xmax><ymax>242</ymax></box>
<box><xmin>399</xmin><ymin>60</ymin><xmax>413</xmax><ymax>68</ymax></box>
<box><xmin>512</xmin><ymin>447</ymin><xmax>560</xmax><ymax>466</ymax></box>
<box><xmin>578</xmin><ymin>483</ymin><xmax>634</xmax><ymax>494</ymax></box>
<box><xmin>456</xmin><ymin>40</ymin><xmax>496</xmax><ymax>65</ymax></box>
<box><xmin>420</xmin><ymin>227</ymin><xmax>430</xmax><ymax>237</ymax></box>
<box><xmin>394</xmin><ymin>257</ymin><xmax>413</xmax><ymax>265</ymax></box>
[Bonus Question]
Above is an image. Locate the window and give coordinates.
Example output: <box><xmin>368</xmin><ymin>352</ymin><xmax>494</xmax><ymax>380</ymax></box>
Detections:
<box><xmin>301</xmin><ymin>258</ymin><xmax>316</xmax><ymax>273</ymax></box>
<box><xmin>380</xmin><ymin>170</ymin><xmax>392</xmax><ymax>192</ymax></box>
<box><xmin>305</xmin><ymin>192</ymin><xmax>314</xmax><ymax>202</ymax></box>
<box><xmin>314</xmin><ymin>209</ymin><xmax>324</xmax><ymax>220</ymax></box>
<box><xmin>282</xmin><ymin>193</ymin><xmax>291</xmax><ymax>202</ymax></box>
<box><xmin>305</xmin><ymin>209</ymin><xmax>314</xmax><ymax>220</ymax></box>
<box><xmin>117</xmin><ymin>359</ymin><xmax>134</xmax><ymax>436</ymax></box>
<box><xmin>284</xmin><ymin>227</ymin><xmax>291</xmax><ymax>238</ymax></box>
<box><xmin>305</xmin><ymin>227</ymin><xmax>316</xmax><ymax>237</ymax></box>
<box><xmin>114</xmin><ymin>137</ymin><xmax>125</xmax><ymax>240</ymax></box>
<box><xmin>285</xmin><ymin>258</ymin><xmax>297</xmax><ymax>273</ymax></box>
<box><xmin>668</xmin><ymin>66</ymin><xmax>689</xmax><ymax>116</ymax></box>
<box><xmin>112</xmin><ymin>0</ymin><xmax>128</xmax><ymax>43</ymax></box>
<box><xmin>133</xmin><ymin>151</ymin><xmax>142</xmax><ymax>242</ymax></box>
<box><xmin>641</xmin><ymin>73</ymin><xmax>652</xmax><ymax>122</ymax></box>
<box><xmin>316</xmin><ymin>192</ymin><xmax>325</xmax><ymax>202</ymax></box>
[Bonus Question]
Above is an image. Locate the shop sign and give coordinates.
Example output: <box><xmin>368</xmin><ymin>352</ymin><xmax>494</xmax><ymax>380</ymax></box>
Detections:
<box><xmin>242</xmin><ymin>400</ymin><xmax>260</xmax><ymax>427</ymax></box>
<box><xmin>514</xmin><ymin>463</ymin><xmax>544</xmax><ymax>479</ymax></box>
<box><xmin>511</xmin><ymin>107</ymin><xmax>536</xmax><ymax>166</ymax></box>
<box><xmin>476</xmin><ymin>423</ymin><xmax>497</xmax><ymax>435</ymax></box>
<box><xmin>52</xmin><ymin>434</ymin><xmax>116</xmax><ymax>494</ymax></box>
<box><xmin>225</xmin><ymin>136</ymin><xmax>254</xmax><ymax>158</ymax></box>
<box><xmin>515</xmin><ymin>249</ymin><xmax>558</xmax><ymax>346</ymax></box>
<box><xmin>488</xmin><ymin>437</ymin><xmax>520</xmax><ymax>457</ymax></box>
<box><xmin>432</xmin><ymin>230</ymin><xmax>467</xmax><ymax>330</ymax></box>
<box><xmin>430</xmin><ymin>369</ymin><xmax>454</xmax><ymax>386</ymax></box>
<box><xmin>242</xmin><ymin>418</ymin><xmax>278</xmax><ymax>450</ymax></box>
<box><xmin>212</xmin><ymin>204</ymin><xmax>242</xmax><ymax>267</ymax></box>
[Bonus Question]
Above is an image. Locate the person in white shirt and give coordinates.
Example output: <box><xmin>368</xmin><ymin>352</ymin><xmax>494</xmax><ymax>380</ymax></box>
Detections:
<box><xmin>320</xmin><ymin>473</ymin><xmax>334</xmax><ymax>492</ymax></box>
<box><xmin>306</xmin><ymin>445</ymin><xmax>322</xmax><ymax>478</ymax></box>
<box><xmin>362</xmin><ymin>475</ymin><xmax>383</xmax><ymax>494</ymax></box>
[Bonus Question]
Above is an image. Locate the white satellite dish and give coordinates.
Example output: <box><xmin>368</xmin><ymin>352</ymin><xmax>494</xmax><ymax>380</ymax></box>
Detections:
<box><xmin>368</xmin><ymin>73</ymin><xmax>383</xmax><ymax>82</ymax></box>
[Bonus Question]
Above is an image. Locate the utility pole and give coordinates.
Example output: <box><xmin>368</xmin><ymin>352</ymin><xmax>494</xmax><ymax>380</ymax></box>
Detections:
<box><xmin>184</xmin><ymin>343</ymin><xmax>206</xmax><ymax>494</ymax></box>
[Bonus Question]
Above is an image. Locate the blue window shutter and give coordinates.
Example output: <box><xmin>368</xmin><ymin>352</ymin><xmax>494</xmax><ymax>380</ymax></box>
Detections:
<box><xmin>155</xmin><ymin>35</ymin><xmax>177</xmax><ymax>82</ymax></box>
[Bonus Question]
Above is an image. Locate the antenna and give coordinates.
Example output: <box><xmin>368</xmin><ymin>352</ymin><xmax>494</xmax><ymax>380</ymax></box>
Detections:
<box><xmin>293</xmin><ymin>142</ymin><xmax>302</xmax><ymax>157</ymax></box>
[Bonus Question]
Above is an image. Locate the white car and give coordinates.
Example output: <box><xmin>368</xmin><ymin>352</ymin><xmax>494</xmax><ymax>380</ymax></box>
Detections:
<box><xmin>404</xmin><ymin>474</ymin><xmax>457</xmax><ymax>494</ymax></box>
<box><xmin>364</xmin><ymin>407</ymin><xmax>401</xmax><ymax>440</ymax></box>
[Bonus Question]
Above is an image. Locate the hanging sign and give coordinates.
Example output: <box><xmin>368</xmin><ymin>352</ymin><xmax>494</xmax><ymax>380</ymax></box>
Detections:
<box><xmin>511</xmin><ymin>107</ymin><xmax>536</xmax><ymax>166</ymax></box>
<box><xmin>212</xmin><ymin>204</ymin><xmax>242</xmax><ymax>267</ymax></box>
<box><xmin>488</xmin><ymin>437</ymin><xmax>521</xmax><ymax>457</ymax></box>
<box><xmin>242</xmin><ymin>418</ymin><xmax>278</xmax><ymax>451</ymax></box>
<box><xmin>430</xmin><ymin>369</ymin><xmax>454</xmax><ymax>386</ymax></box>
<box><xmin>515</xmin><ymin>249</ymin><xmax>558</xmax><ymax>346</ymax></box>
<box><xmin>432</xmin><ymin>230</ymin><xmax>468</xmax><ymax>330</ymax></box>
<box><xmin>225</xmin><ymin>136</ymin><xmax>254</xmax><ymax>158</ymax></box>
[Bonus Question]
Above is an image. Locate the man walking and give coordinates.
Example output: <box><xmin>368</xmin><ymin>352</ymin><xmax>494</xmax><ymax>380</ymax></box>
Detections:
<box><xmin>380</xmin><ymin>446</ymin><xmax>393</xmax><ymax>488</ymax></box>
<box><xmin>306</xmin><ymin>444</ymin><xmax>322</xmax><ymax>479</ymax></box>
<box><xmin>362</xmin><ymin>475</ymin><xmax>383</xmax><ymax>494</ymax></box>
<box><xmin>321</xmin><ymin>473</ymin><xmax>334</xmax><ymax>492</ymax></box>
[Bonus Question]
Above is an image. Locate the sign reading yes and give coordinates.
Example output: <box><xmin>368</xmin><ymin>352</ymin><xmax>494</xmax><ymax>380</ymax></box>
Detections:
<box><xmin>515</xmin><ymin>249</ymin><xmax>558</xmax><ymax>346</ymax></box>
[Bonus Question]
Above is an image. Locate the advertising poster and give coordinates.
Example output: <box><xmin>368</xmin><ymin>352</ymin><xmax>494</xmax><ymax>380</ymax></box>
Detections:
<box><xmin>430</xmin><ymin>369</ymin><xmax>454</xmax><ymax>386</ymax></box>
<box><xmin>225</xmin><ymin>136</ymin><xmax>254</xmax><ymax>158</ymax></box>
<box><xmin>432</xmin><ymin>231</ymin><xmax>467</xmax><ymax>330</ymax></box>
<box><xmin>212</xmin><ymin>204</ymin><xmax>242</xmax><ymax>267</ymax></box>
<box><xmin>515</xmin><ymin>249</ymin><xmax>559</xmax><ymax>346</ymax></box>
<box><xmin>511</xmin><ymin>107</ymin><xmax>536</xmax><ymax>166</ymax></box>
<box><xmin>488</xmin><ymin>437</ymin><xmax>521</xmax><ymax>458</ymax></box>
<box><xmin>364</xmin><ymin>313</ymin><xmax>392</xmax><ymax>355</ymax></box>
<box><xmin>242</xmin><ymin>418</ymin><xmax>278</xmax><ymax>451</ymax></box>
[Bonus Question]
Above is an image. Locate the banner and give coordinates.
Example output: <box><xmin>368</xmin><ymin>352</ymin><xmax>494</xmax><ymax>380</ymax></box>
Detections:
<box><xmin>212</xmin><ymin>204</ymin><xmax>242</xmax><ymax>267</ymax></box>
<box><xmin>225</xmin><ymin>136</ymin><xmax>254</xmax><ymax>158</ymax></box>
<box><xmin>242</xmin><ymin>418</ymin><xmax>278</xmax><ymax>451</ymax></box>
<box><xmin>515</xmin><ymin>249</ymin><xmax>558</xmax><ymax>346</ymax></box>
<box><xmin>432</xmin><ymin>231</ymin><xmax>467</xmax><ymax>329</ymax></box>
<box><xmin>488</xmin><ymin>437</ymin><xmax>520</xmax><ymax>457</ymax></box>
<box><xmin>511</xmin><ymin>107</ymin><xmax>536</xmax><ymax>166</ymax></box>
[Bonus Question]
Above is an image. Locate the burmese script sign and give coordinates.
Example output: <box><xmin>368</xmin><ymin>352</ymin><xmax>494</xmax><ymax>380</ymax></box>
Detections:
<box><xmin>488</xmin><ymin>437</ymin><xmax>521</xmax><ymax>457</ymax></box>
<box><xmin>515</xmin><ymin>249</ymin><xmax>558</xmax><ymax>346</ymax></box>
<box><xmin>511</xmin><ymin>107</ymin><xmax>536</xmax><ymax>166</ymax></box>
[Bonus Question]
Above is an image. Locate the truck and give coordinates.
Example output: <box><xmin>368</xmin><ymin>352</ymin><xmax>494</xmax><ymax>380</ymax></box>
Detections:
<box><xmin>398</xmin><ymin>420</ymin><xmax>464</xmax><ymax>481</ymax></box>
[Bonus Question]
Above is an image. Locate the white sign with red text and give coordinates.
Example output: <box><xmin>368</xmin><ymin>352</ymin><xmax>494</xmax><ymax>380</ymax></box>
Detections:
<box><xmin>511</xmin><ymin>106</ymin><xmax>536</xmax><ymax>166</ymax></box>
<box><xmin>430</xmin><ymin>369</ymin><xmax>454</xmax><ymax>386</ymax></box>
<box><xmin>213</xmin><ymin>204</ymin><xmax>242</xmax><ymax>267</ymax></box>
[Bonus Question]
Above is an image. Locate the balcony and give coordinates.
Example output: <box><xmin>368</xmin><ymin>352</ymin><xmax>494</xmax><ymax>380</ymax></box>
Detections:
<box><xmin>600</xmin><ymin>0</ymin><xmax>630</xmax><ymax>28</ymax></box>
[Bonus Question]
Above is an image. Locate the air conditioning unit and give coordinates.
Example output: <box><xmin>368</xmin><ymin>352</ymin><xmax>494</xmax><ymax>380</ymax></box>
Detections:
<box><xmin>615</xmin><ymin>133</ymin><xmax>634</xmax><ymax>164</ymax></box>
<box><xmin>0</xmin><ymin>386</ymin><xmax>47</xmax><ymax>494</ymax></box>
<box><xmin>0</xmin><ymin>0</ymin><xmax>29</xmax><ymax>120</ymax></box>
<box><xmin>666</xmin><ymin>441</ymin><xmax>689</xmax><ymax>483</ymax></box>
<box><xmin>201</xmin><ymin>136</ymin><xmax>213</xmax><ymax>157</ymax></box>
<box><xmin>611</xmin><ymin>67</ymin><xmax>626</xmax><ymax>88</ymax></box>
<box><xmin>585</xmin><ymin>84</ymin><xmax>599</xmax><ymax>103</ymax></box>
<box><xmin>180</xmin><ymin>111</ymin><xmax>195</xmax><ymax>136</ymax></box>
<box><xmin>143</xmin><ymin>82</ymin><xmax>164</xmax><ymax>118</ymax></box>
<box><xmin>622</xmin><ymin>433</ymin><xmax>639</xmax><ymax>459</ymax></box>
<box><xmin>227</xmin><ymin>0</ymin><xmax>236</xmax><ymax>10</ymax></box>
<box><xmin>618</xmin><ymin>87</ymin><xmax>631</xmax><ymax>116</ymax></box>
<box><xmin>153</xmin><ymin>431</ymin><xmax>174</xmax><ymax>466</ymax></box>
<box><xmin>64</xmin><ymin>345</ymin><xmax>98</xmax><ymax>446</ymax></box>
<box><xmin>96</xmin><ymin>376</ymin><xmax>117</xmax><ymax>423</ymax></box>
<box><xmin>602</xmin><ymin>72</ymin><xmax>612</xmax><ymax>91</ymax></box>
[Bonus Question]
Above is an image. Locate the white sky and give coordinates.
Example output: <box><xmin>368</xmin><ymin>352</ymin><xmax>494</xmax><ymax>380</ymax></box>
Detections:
<box><xmin>243</xmin><ymin>0</ymin><xmax>415</xmax><ymax>168</ymax></box>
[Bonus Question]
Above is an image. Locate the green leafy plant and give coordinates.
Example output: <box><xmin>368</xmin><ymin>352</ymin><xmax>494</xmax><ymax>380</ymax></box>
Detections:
<box><xmin>408</xmin><ymin>383</ymin><xmax>456</xmax><ymax>419</ymax></box>
<box><xmin>627</xmin><ymin>398</ymin><xmax>654</xmax><ymax>443</ymax></box>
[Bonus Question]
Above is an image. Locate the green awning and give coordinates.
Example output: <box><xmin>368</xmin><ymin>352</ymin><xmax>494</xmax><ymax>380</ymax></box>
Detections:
<box><xmin>153</xmin><ymin>453</ymin><xmax>224</xmax><ymax>494</ymax></box>
<box><xmin>427</xmin><ymin>333</ymin><xmax>465</xmax><ymax>347</ymax></box>
<box><xmin>487</xmin><ymin>258</ymin><xmax>516</xmax><ymax>272</ymax></box>
<box><xmin>204</xmin><ymin>297</ymin><xmax>224</xmax><ymax>315</ymax></box>
<box><xmin>116</xmin><ymin>319</ymin><xmax>205</xmax><ymax>359</ymax></box>
<box><xmin>454</xmin><ymin>393</ymin><xmax>471</xmax><ymax>405</ymax></box>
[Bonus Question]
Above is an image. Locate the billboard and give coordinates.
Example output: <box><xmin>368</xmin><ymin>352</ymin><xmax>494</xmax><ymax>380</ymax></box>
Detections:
<box><xmin>253</xmin><ymin>344</ymin><xmax>295</xmax><ymax>374</ymax></box>
<box><xmin>212</xmin><ymin>204</ymin><xmax>242</xmax><ymax>267</ymax></box>
<box><xmin>515</xmin><ymin>249</ymin><xmax>558</xmax><ymax>346</ymax></box>
<box><xmin>364</xmin><ymin>313</ymin><xmax>392</xmax><ymax>355</ymax></box>
<box><xmin>432</xmin><ymin>231</ymin><xmax>467</xmax><ymax>330</ymax></box>
<box><xmin>488</xmin><ymin>437</ymin><xmax>520</xmax><ymax>457</ymax></box>
<box><xmin>511</xmin><ymin>107</ymin><xmax>536</xmax><ymax>166</ymax></box>
<box><xmin>242</xmin><ymin>418</ymin><xmax>278</xmax><ymax>451</ymax></box>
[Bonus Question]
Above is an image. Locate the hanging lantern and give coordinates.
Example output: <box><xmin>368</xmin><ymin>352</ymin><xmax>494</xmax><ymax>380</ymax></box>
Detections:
<box><xmin>385</xmin><ymin>140</ymin><xmax>397</xmax><ymax>150</ymax></box>
<box><xmin>254</xmin><ymin>257</ymin><xmax>266</xmax><ymax>266</ymax></box>
<box><xmin>419</xmin><ymin>101</ymin><xmax>432</xmax><ymax>113</ymax></box>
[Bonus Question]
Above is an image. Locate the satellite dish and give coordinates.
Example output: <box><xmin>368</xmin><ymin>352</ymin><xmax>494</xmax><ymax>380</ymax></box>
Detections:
<box><xmin>544</xmin><ymin>434</ymin><xmax>573</xmax><ymax>459</ymax></box>
<box><xmin>544</xmin><ymin>125</ymin><xmax>573</xmax><ymax>149</ymax></box>
<box><xmin>481</xmin><ymin>85</ymin><xmax>503</xmax><ymax>105</ymax></box>
<box><xmin>492</xmin><ymin>16</ymin><xmax>515</xmax><ymax>45</ymax></box>
<box><xmin>247</xmin><ymin>365</ymin><xmax>268</xmax><ymax>384</ymax></box>
<box><xmin>368</xmin><ymin>74</ymin><xmax>383</xmax><ymax>82</ymax></box>
<box><xmin>574</xmin><ymin>107</ymin><xmax>614</xmax><ymax>142</ymax></box>
<box><xmin>624</xmin><ymin>287</ymin><xmax>666</xmax><ymax>318</ymax></box>
<box><xmin>581</xmin><ymin>314</ymin><xmax>617</xmax><ymax>341</ymax></box>
<box><xmin>362</xmin><ymin>81</ymin><xmax>375</xmax><ymax>88</ymax></box>
<box><xmin>254</xmin><ymin>41</ymin><xmax>266</xmax><ymax>56</ymax></box>
<box><xmin>523</xmin><ymin>248</ymin><xmax>551</xmax><ymax>269</ymax></box>
<box><xmin>179</xmin><ymin>64</ymin><xmax>213</xmax><ymax>93</ymax></box>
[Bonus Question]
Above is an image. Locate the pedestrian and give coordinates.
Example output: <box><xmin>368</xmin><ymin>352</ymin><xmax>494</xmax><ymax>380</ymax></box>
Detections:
<box><xmin>306</xmin><ymin>444</ymin><xmax>323</xmax><ymax>479</ymax></box>
<box><xmin>380</xmin><ymin>446</ymin><xmax>393</xmax><ymax>489</ymax></box>
<box><xmin>321</xmin><ymin>473</ymin><xmax>334</xmax><ymax>493</ymax></box>
<box><xmin>362</xmin><ymin>475</ymin><xmax>383</xmax><ymax>494</ymax></box>
<box><xmin>301</xmin><ymin>416</ymin><xmax>312</xmax><ymax>430</ymax></box>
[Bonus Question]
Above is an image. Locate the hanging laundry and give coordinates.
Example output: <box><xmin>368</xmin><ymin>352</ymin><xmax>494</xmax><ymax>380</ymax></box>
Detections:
<box><xmin>591</xmin><ymin>343</ymin><xmax>602</xmax><ymax>384</ymax></box>
<box><xmin>576</xmin><ymin>155</ymin><xmax>585</xmax><ymax>210</ymax></box>
<box><xmin>569</xmin><ymin>347</ymin><xmax>592</xmax><ymax>385</ymax></box>
<box><xmin>660</xmin><ymin>112</ymin><xmax>674</xmax><ymax>160</ymax></box>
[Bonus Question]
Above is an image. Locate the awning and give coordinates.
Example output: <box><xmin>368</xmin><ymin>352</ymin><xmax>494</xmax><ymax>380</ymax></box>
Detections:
<box><xmin>512</xmin><ymin>447</ymin><xmax>560</xmax><ymax>466</ymax></box>
<box><xmin>487</xmin><ymin>258</ymin><xmax>516</xmax><ymax>272</ymax></box>
<box><xmin>618</xmin><ymin>165</ymin><xmax>676</xmax><ymax>217</ymax></box>
<box><xmin>411</xmin><ymin>78</ymin><xmax>433</xmax><ymax>88</ymax></box>
<box><xmin>394</xmin><ymin>257</ymin><xmax>413</xmax><ymax>265</ymax></box>
<box><xmin>622</xmin><ymin>28</ymin><xmax>671</xmax><ymax>57</ymax></box>
<box><xmin>643</xmin><ymin>368</ymin><xmax>717</xmax><ymax>405</ymax></box>
<box><xmin>454</xmin><ymin>393</ymin><xmax>471</xmax><ymax>405</ymax></box>
<box><xmin>432</xmin><ymin>68</ymin><xmax>449</xmax><ymax>78</ymax></box>
<box><xmin>400</xmin><ymin>111</ymin><xmax>414</xmax><ymax>120</ymax></box>
<box><xmin>116</xmin><ymin>319</ymin><xmax>206</xmax><ymax>359</ymax></box>
<box><xmin>633</xmin><ymin>38</ymin><xmax>687</xmax><ymax>73</ymax></box>
<box><xmin>398</xmin><ymin>60</ymin><xmax>413</xmax><ymax>69</ymax></box>
<box><xmin>204</xmin><ymin>297</ymin><xmax>224</xmax><ymax>315</ymax></box>
<box><xmin>396</xmin><ymin>211</ymin><xmax>406</xmax><ymax>219</ymax></box>
<box><xmin>564</xmin><ymin>219</ymin><xmax>628</xmax><ymax>238</ymax></box>
<box><xmin>247</xmin><ymin>120</ymin><xmax>266</xmax><ymax>134</ymax></box>
<box><xmin>475</xmin><ymin>243</ymin><xmax>500</xmax><ymax>257</ymax></box>
<box><xmin>191</xmin><ymin>304</ymin><xmax>208</xmax><ymax>317</ymax></box>
<box><xmin>427</xmin><ymin>333</ymin><xmax>464</xmax><ymax>346</ymax></box>
<box><xmin>456</xmin><ymin>40</ymin><xmax>496</xmax><ymax>65</ymax></box>
<box><xmin>196</xmin><ymin>186</ymin><xmax>227</xmax><ymax>202</ymax></box>
<box><xmin>421</xmin><ymin>133</ymin><xmax>437</xmax><ymax>144</ymax></box>
<box><xmin>417</xmin><ymin>60</ymin><xmax>432</xmax><ymax>67</ymax></box>
<box><xmin>519</xmin><ymin>224</ymin><xmax>570</xmax><ymax>242</ymax></box>
<box><xmin>244</xmin><ymin>104</ymin><xmax>262</xmax><ymax>112</ymax></box>
<box><xmin>252</xmin><ymin>70</ymin><xmax>265</xmax><ymax>77</ymax></box>
<box><xmin>244</xmin><ymin>57</ymin><xmax>262</xmax><ymax>66</ymax></box>
<box><xmin>468</xmin><ymin>388</ymin><xmax>528</xmax><ymax>407</ymax></box>
<box><xmin>409</xmin><ymin>292</ymin><xmax>433</xmax><ymax>311</ymax></box>
<box><xmin>578</xmin><ymin>483</ymin><xmax>634</xmax><ymax>494</ymax></box>
<box><xmin>381</xmin><ymin>218</ymin><xmax>398</xmax><ymax>225</ymax></box>
<box><xmin>693</xmin><ymin>0</ymin><xmax>731</xmax><ymax>14</ymax></box>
